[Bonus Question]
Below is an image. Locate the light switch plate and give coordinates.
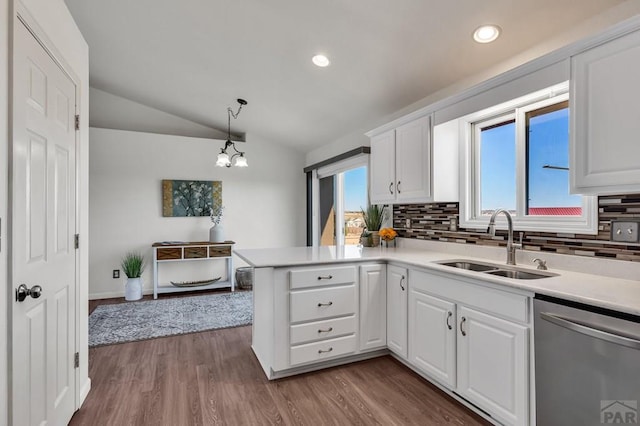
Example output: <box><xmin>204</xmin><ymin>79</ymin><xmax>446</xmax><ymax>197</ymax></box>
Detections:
<box><xmin>611</xmin><ymin>221</ymin><xmax>640</xmax><ymax>243</ymax></box>
<box><xmin>405</xmin><ymin>218</ymin><xmax>411</xmax><ymax>228</ymax></box>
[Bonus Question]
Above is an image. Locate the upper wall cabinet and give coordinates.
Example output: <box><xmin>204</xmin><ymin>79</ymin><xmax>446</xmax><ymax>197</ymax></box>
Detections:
<box><xmin>571</xmin><ymin>29</ymin><xmax>640</xmax><ymax>195</ymax></box>
<box><xmin>369</xmin><ymin>115</ymin><xmax>458</xmax><ymax>204</ymax></box>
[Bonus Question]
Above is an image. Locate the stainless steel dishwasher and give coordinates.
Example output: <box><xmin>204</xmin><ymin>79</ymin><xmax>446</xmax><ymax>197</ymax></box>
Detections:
<box><xmin>534</xmin><ymin>295</ymin><xmax>640</xmax><ymax>426</ymax></box>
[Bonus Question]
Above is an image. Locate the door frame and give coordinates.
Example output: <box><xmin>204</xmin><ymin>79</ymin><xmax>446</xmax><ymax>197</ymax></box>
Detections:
<box><xmin>9</xmin><ymin>2</ymin><xmax>83</xmax><ymax>420</ymax></box>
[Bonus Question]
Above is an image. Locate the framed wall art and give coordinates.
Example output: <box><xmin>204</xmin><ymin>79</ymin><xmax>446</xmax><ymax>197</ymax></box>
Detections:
<box><xmin>162</xmin><ymin>179</ymin><xmax>222</xmax><ymax>217</ymax></box>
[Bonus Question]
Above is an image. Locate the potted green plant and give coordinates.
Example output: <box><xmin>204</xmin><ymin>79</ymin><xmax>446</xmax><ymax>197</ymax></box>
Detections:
<box><xmin>361</xmin><ymin>204</ymin><xmax>387</xmax><ymax>246</ymax></box>
<box><xmin>121</xmin><ymin>251</ymin><xmax>146</xmax><ymax>301</ymax></box>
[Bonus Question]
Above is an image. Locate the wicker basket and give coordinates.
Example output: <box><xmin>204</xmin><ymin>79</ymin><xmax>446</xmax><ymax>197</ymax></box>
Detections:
<box><xmin>235</xmin><ymin>267</ymin><xmax>253</xmax><ymax>289</ymax></box>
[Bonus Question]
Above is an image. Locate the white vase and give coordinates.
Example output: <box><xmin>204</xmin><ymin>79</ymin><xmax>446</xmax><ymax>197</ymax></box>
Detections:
<box><xmin>210</xmin><ymin>225</ymin><xmax>224</xmax><ymax>242</ymax></box>
<box><xmin>125</xmin><ymin>277</ymin><xmax>143</xmax><ymax>301</ymax></box>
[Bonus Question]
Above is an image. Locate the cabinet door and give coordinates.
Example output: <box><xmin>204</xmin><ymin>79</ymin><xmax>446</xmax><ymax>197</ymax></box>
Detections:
<box><xmin>359</xmin><ymin>264</ymin><xmax>386</xmax><ymax>351</ymax></box>
<box><xmin>457</xmin><ymin>306</ymin><xmax>528</xmax><ymax>426</ymax></box>
<box><xmin>408</xmin><ymin>289</ymin><xmax>456</xmax><ymax>388</ymax></box>
<box><xmin>395</xmin><ymin>115</ymin><xmax>431</xmax><ymax>202</ymax></box>
<box><xmin>370</xmin><ymin>130</ymin><xmax>396</xmax><ymax>203</ymax></box>
<box><xmin>571</xmin><ymin>29</ymin><xmax>640</xmax><ymax>195</ymax></box>
<box><xmin>386</xmin><ymin>265</ymin><xmax>408</xmax><ymax>358</ymax></box>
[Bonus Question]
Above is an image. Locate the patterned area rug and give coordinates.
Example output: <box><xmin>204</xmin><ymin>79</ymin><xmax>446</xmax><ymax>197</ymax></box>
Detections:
<box><xmin>89</xmin><ymin>291</ymin><xmax>253</xmax><ymax>347</ymax></box>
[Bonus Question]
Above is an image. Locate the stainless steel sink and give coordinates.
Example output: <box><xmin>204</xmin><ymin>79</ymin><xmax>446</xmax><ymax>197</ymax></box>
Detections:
<box><xmin>439</xmin><ymin>261</ymin><xmax>499</xmax><ymax>272</ymax></box>
<box><xmin>438</xmin><ymin>259</ymin><xmax>557</xmax><ymax>280</ymax></box>
<box><xmin>485</xmin><ymin>269</ymin><xmax>552</xmax><ymax>280</ymax></box>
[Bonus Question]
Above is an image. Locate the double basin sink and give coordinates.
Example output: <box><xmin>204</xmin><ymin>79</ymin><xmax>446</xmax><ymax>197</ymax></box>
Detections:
<box><xmin>438</xmin><ymin>259</ymin><xmax>557</xmax><ymax>280</ymax></box>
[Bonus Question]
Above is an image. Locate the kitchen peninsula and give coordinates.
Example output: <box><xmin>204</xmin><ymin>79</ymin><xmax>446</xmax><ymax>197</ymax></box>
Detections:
<box><xmin>235</xmin><ymin>242</ymin><xmax>640</xmax><ymax>426</ymax></box>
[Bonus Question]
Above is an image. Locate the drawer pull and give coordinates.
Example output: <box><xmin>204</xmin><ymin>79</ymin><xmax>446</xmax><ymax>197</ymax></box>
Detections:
<box><xmin>446</xmin><ymin>311</ymin><xmax>453</xmax><ymax>330</ymax></box>
<box><xmin>318</xmin><ymin>327</ymin><xmax>333</xmax><ymax>333</ymax></box>
<box><xmin>460</xmin><ymin>316</ymin><xmax>467</xmax><ymax>336</ymax></box>
<box><xmin>318</xmin><ymin>347</ymin><xmax>333</xmax><ymax>354</ymax></box>
<box><xmin>317</xmin><ymin>275</ymin><xmax>333</xmax><ymax>280</ymax></box>
<box><xmin>317</xmin><ymin>301</ymin><xmax>333</xmax><ymax>307</ymax></box>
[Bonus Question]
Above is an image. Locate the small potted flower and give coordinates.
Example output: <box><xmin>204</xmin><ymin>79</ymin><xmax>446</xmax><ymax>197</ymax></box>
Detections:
<box><xmin>379</xmin><ymin>227</ymin><xmax>398</xmax><ymax>248</ymax></box>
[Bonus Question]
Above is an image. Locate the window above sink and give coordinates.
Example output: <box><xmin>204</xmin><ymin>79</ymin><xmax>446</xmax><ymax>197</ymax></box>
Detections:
<box><xmin>458</xmin><ymin>82</ymin><xmax>598</xmax><ymax>234</ymax></box>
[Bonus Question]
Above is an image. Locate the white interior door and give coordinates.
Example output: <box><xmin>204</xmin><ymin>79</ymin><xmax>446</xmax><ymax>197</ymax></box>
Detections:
<box><xmin>12</xmin><ymin>19</ymin><xmax>77</xmax><ymax>426</ymax></box>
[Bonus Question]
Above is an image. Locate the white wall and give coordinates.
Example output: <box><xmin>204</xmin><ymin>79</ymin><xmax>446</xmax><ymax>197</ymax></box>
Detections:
<box><xmin>89</xmin><ymin>127</ymin><xmax>306</xmax><ymax>299</ymax></box>
<box><xmin>4</xmin><ymin>0</ymin><xmax>90</xmax><ymax>415</ymax></box>
<box><xmin>89</xmin><ymin>87</ymin><xmax>229</xmax><ymax>140</ymax></box>
<box><xmin>0</xmin><ymin>0</ymin><xmax>8</xmax><ymax>423</ymax></box>
<box><xmin>304</xmin><ymin>1</ymin><xmax>640</xmax><ymax>166</ymax></box>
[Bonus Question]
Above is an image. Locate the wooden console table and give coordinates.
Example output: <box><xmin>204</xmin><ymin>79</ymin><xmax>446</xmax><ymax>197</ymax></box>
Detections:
<box><xmin>152</xmin><ymin>241</ymin><xmax>235</xmax><ymax>299</ymax></box>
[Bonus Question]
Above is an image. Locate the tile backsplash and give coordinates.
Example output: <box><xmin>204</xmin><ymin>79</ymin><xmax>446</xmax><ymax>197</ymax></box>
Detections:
<box><xmin>393</xmin><ymin>194</ymin><xmax>640</xmax><ymax>262</ymax></box>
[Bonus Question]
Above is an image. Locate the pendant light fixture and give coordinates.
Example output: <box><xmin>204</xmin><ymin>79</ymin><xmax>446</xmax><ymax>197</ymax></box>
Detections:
<box><xmin>216</xmin><ymin>98</ymin><xmax>248</xmax><ymax>168</ymax></box>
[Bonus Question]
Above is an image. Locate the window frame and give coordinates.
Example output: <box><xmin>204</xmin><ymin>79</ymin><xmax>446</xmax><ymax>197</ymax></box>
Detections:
<box><xmin>459</xmin><ymin>82</ymin><xmax>598</xmax><ymax>234</ymax></box>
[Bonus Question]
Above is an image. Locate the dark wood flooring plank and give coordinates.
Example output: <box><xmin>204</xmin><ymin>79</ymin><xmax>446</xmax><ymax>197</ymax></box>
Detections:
<box><xmin>74</xmin><ymin>298</ymin><xmax>490</xmax><ymax>426</ymax></box>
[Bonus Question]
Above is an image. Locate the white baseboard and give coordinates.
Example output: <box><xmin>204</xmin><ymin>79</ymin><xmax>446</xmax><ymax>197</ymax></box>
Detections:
<box><xmin>89</xmin><ymin>289</ymin><xmax>153</xmax><ymax>300</ymax></box>
<box><xmin>79</xmin><ymin>378</ymin><xmax>91</xmax><ymax>408</ymax></box>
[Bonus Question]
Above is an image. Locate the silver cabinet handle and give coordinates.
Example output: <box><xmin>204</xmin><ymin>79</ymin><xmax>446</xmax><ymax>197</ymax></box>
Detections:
<box><xmin>389</xmin><ymin>182</ymin><xmax>394</xmax><ymax>194</ymax></box>
<box><xmin>540</xmin><ymin>312</ymin><xmax>640</xmax><ymax>350</ymax></box>
<box><xmin>317</xmin><ymin>301</ymin><xmax>333</xmax><ymax>307</ymax></box>
<box><xmin>317</xmin><ymin>275</ymin><xmax>333</xmax><ymax>280</ymax></box>
<box><xmin>397</xmin><ymin>181</ymin><xmax>401</xmax><ymax>193</ymax></box>
<box><xmin>318</xmin><ymin>347</ymin><xmax>333</xmax><ymax>354</ymax></box>
<box><xmin>318</xmin><ymin>327</ymin><xmax>333</xmax><ymax>333</ymax></box>
<box><xmin>399</xmin><ymin>275</ymin><xmax>405</xmax><ymax>291</ymax></box>
<box><xmin>446</xmin><ymin>311</ymin><xmax>453</xmax><ymax>330</ymax></box>
<box><xmin>460</xmin><ymin>316</ymin><xmax>467</xmax><ymax>336</ymax></box>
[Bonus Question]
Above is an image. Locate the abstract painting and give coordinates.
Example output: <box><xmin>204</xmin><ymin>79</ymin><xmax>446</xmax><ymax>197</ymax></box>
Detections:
<box><xmin>162</xmin><ymin>180</ymin><xmax>222</xmax><ymax>217</ymax></box>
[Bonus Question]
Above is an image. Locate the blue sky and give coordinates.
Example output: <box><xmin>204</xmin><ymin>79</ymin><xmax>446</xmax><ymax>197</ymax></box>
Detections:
<box><xmin>344</xmin><ymin>166</ymin><xmax>368</xmax><ymax>211</ymax></box>
<box><xmin>481</xmin><ymin>107</ymin><xmax>580</xmax><ymax>211</ymax></box>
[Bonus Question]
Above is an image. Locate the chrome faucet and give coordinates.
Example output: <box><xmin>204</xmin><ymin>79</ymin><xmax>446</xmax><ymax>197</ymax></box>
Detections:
<box><xmin>487</xmin><ymin>209</ymin><xmax>522</xmax><ymax>265</ymax></box>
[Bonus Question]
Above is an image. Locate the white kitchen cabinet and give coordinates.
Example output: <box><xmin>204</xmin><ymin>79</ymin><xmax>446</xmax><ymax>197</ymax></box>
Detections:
<box><xmin>359</xmin><ymin>264</ymin><xmax>387</xmax><ymax>351</ymax></box>
<box><xmin>369</xmin><ymin>130</ymin><xmax>396</xmax><ymax>203</ymax></box>
<box><xmin>386</xmin><ymin>265</ymin><xmax>408</xmax><ymax>358</ymax></box>
<box><xmin>408</xmin><ymin>288</ymin><xmax>456</xmax><ymax>388</ymax></box>
<box><xmin>571</xmin><ymin>28</ymin><xmax>640</xmax><ymax>195</ymax></box>
<box><xmin>457</xmin><ymin>306</ymin><xmax>528</xmax><ymax>426</ymax></box>
<box><xmin>407</xmin><ymin>268</ymin><xmax>531</xmax><ymax>426</ymax></box>
<box><xmin>369</xmin><ymin>115</ymin><xmax>431</xmax><ymax>204</ymax></box>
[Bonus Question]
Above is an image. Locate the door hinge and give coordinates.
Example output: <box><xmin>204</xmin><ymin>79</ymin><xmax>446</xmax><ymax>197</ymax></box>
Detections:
<box><xmin>74</xmin><ymin>234</ymin><xmax>79</xmax><ymax>249</ymax></box>
<box><xmin>74</xmin><ymin>352</ymin><xmax>79</xmax><ymax>369</ymax></box>
<box><xmin>75</xmin><ymin>115</ymin><xmax>80</xmax><ymax>131</ymax></box>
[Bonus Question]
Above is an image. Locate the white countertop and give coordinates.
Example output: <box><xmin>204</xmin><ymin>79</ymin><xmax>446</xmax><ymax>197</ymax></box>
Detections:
<box><xmin>234</xmin><ymin>244</ymin><xmax>640</xmax><ymax>317</ymax></box>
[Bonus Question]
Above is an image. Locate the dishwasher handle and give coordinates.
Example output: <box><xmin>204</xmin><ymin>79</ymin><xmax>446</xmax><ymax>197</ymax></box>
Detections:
<box><xmin>540</xmin><ymin>312</ymin><xmax>640</xmax><ymax>350</ymax></box>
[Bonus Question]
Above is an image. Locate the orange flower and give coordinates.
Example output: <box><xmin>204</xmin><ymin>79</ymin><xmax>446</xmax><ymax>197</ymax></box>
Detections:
<box><xmin>379</xmin><ymin>227</ymin><xmax>397</xmax><ymax>241</ymax></box>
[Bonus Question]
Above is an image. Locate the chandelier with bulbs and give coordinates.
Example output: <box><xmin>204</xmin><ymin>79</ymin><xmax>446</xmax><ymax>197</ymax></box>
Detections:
<box><xmin>216</xmin><ymin>98</ymin><xmax>248</xmax><ymax>168</ymax></box>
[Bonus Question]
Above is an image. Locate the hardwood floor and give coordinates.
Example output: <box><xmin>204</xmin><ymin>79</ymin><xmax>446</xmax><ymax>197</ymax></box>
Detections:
<box><xmin>75</xmin><ymin>296</ymin><xmax>490</xmax><ymax>425</ymax></box>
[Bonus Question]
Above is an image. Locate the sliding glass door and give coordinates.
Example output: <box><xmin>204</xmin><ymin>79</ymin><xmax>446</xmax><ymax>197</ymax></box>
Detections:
<box><xmin>314</xmin><ymin>157</ymin><xmax>368</xmax><ymax>246</ymax></box>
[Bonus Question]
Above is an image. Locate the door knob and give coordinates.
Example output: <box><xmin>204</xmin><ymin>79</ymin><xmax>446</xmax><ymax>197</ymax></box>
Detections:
<box><xmin>15</xmin><ymin>284</ymin><xmax>43</xmax><ymax>302</ymax></box>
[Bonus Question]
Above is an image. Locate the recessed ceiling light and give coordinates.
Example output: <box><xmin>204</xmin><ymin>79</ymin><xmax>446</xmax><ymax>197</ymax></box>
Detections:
<box><xmin>473</xmin><ymin>25</ymin><xmax>501</xmax><ymax>43</ymax></box>
<box><xmin>312</xmin><ymin>54</ymin><xmax>330</xmax><ymax>67</ymax></box>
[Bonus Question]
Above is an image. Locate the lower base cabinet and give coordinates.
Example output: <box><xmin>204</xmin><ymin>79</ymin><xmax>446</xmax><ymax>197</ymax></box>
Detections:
<box><xmin>457</xmin><ymin>306</ymin><xmax>529</xmax><ymax>426</ymax></box>
<box><xmin>407</xmin><ymin>268</ymin><xmax>531</xmax><ymax>426</ymax></box>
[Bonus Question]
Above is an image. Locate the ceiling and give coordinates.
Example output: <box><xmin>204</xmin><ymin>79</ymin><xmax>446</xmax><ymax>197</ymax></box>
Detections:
<box><xmin>64</xmin><ymin>0</ymin><xmax>626</xmax><ymax>152</ymax></box>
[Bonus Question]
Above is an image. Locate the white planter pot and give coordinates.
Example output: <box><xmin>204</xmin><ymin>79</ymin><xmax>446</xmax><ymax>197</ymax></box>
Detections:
<box><xmin>209</xmin><ymin>225</ymin><xmax>224</xmax><ymax>242</ymax></box>
<box><xmin>125</xmin><ymin>277</ymin><xmax>143</xmax><ymax>301</ymax></box>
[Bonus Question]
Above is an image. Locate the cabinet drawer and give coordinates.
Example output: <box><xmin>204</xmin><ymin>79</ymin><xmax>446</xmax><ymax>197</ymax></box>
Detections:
<box><xmin>209</xmin><ymin>246</ymin><xmax>231</xmax><ymax>257</ymax></box>
<box><xmin>156</xmin><ymin>247</ymin><xmax>182</xmax><ymax>260</ymax></box>
<box><xmin>290</xmin><ymin>285</ymin><xmax>356</xmax><ymax>323</ymax></box>
<box><xmin>290</xmin><ymin>334</ymin><xmax>357</xmax><ymax>366</ymax></box>
<box><xmin>184</xmin><ymin>246</ymin><xmax>207</xmax><ymax>259</ymax></box>
<box><xmin>290</xmin><ymin>265</ymin><xmax>356</xmax><ymax>289</ymax></box>
<box><xmin>290</xmin><ymin>315</ymin><xmax>357</xmax><ymax>345</ymax></box>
